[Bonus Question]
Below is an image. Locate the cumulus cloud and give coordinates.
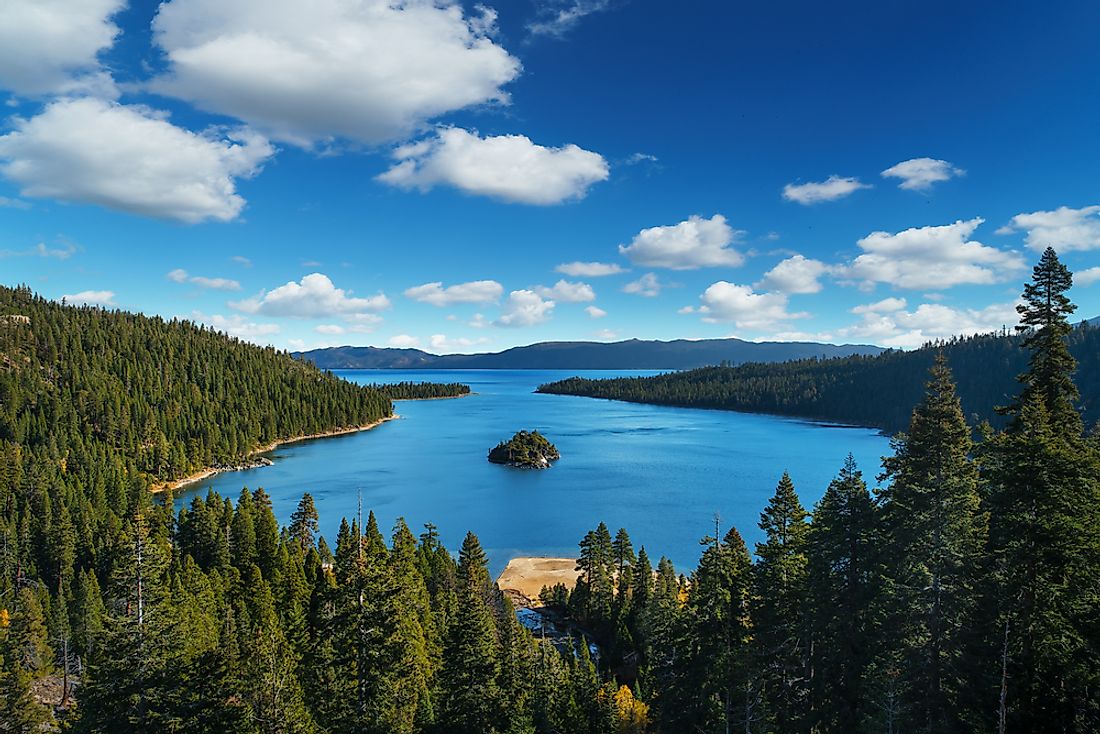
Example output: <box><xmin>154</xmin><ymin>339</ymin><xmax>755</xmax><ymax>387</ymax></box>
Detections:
<box><xmin>840</xmin><ymin>301</ymin><xmax>1018</xmax><ymax>349</ymax></box>
<box><xmin>851</xmin><ymin>297</ymin><xmax>907</xmax><ymax>314</ymax></box>
<box><xmin>0</xmin><ymin>0</ymin><xmax>123</xmax><ymax>97</ymax></box>
<box><xmin>843</xmin><ymin>218</ymin><xmax>1025</xmax><ymax>290</ymax></box>
<box><xmin>0</xmin><ymin>197</ymin><xmax>30</xmax><ymax>210</ymax></box>
<box><xmin>622</xmin><ymin>272</ymin><xmax>663</xmax><ymax>297</ymax></box>
<box><xmin>429</xmin><ymin>334</ymin><xmax>490</xmax><ymax>352</ymax></box>
<box><xmin>782</xmin><ymin>175</ymin><xmax>869</xmax><ymax>205</ymax></box>
<box><xmin>619</xmin><ymin>214</ymin><xmax>744</xmax><ymax>270</ymax></box>
<box><xmin>997</xmin><ymin>205</ymin><xmax>1100</xmax><ymax>252</ymax></box>
<box><xmin>593</xmin><ymin>328</ymin><xmax>618</xmax><ymax>340</ymax></box>
<box><xmin>494</xmin><ymin>290</ymin><xmax>554</xmax><ymax>327</ymax></box>
<box><xmin>528</xmin><ymin>0</ymin><xmax>612</xmax><ymax>37</ymax></box>
<box><xmin>167</xmin><ymin>268</ymin><xmax>241</xmax><ymax>291</ymax></box>
<box><xmin>1</xmin><ymin>240</ymin><xmax>78</xmax><ymax>260</ymax></box>
<box><xmin>61</xmin><ymin>290</ymin><xmax>116</xmax><ymax>307</ymax></box>
<box><xmin>190</xmin><ymin>311</ymin><xmax>280</xmax><ymax>343</ymax></box>
<box><xmin>151</xmin><ymin>0</ymin><xmax>520</xmax><ymax>146</ymax></box>
<box><xmin>555</xmin><ymin>261</ymin><xmax>625</xmax><ymax>277</ymax></box>
<box><xmin>534</xmin><ymin>279</ymin><xmax>595</xmax><ymax>302</ymax></box>
<box><xmin>881</xmin><ymin>157</ymin><xmax>964</xmax><ymax>191</ymax></box>
<box><xmin>0</xmin><ymin>98</ymin><xmax>273</xmax><ymax>223</ymax></box>
<box><xmin>388</xmin><ymin>334</ymin><xmax>421</xmax><ymax>348</ymax></box>
<box><xmin>695</xmin><ymin>282</ymin><xmax>809</xmax><ymax>330</ymax></box>
<box><xmin>585</xmin><ymin>305</ymin><xmax>607</xmax><ymax>318</ymax></box>
<box><xmin>404</xmin><ymin>279</ymin><xmax>503</xmax><ymax>306</ymax></box>
<box><xmin>232</xmin><ymin>273</ymin><xmax>390</xmax><ymax>318</ymax></box>
<box><xmin>315</xmin><ymin>324</ymin><xmax>345</xmax><ymax>335</ymax></box>
<box><xmin>1076</xmin><ymin>267</ymin><xmax>1100</xmax><ymax>287</ymax></box>
<box><xmin>378</xmin><ymin>127</ymin><xmax>608</xmax><ymax>204</ymax></box>
<box><xmin>232</xmin><ymin>255</ymin><xmax>252</xmax><ymax>267</ymax></box>
<box><xmin>756</xmin><ymin>255</ymin><xmax>830</xmax><ymax>294</ymax></box>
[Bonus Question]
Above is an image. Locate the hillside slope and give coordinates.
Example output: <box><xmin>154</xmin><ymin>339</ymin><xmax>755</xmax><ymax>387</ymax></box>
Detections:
<box><xmin>0</xmin><ymin>285</ymin><xmax>391</xmax><ymax>491</ymax></box>
<box><xmin>538</xmin><ymin>323</ymin><xmax>1100</xmax><ymax>433</ymax></box>
<box><xmin>295</xmin><ymin>337</ymin><xmax>884</xmax><ymax>370</ymax></box>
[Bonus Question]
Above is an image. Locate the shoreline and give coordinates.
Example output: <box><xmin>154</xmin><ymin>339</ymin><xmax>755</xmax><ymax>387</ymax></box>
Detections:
<box><xmin>151</xmin><ymin>414</ymin><xmax>399</xmax><ymax>494</ymax></box>
<box><xmin>390</xmin><ymin>392</ymin><xmax>473</xmax><ymax>402</ymax></box>
<box><xmin>496</xmin><ymin>556</ymin><xmax>579</xmax><ymax>602</ymax></box>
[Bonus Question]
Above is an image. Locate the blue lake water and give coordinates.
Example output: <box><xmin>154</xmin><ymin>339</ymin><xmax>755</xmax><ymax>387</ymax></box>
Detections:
<box><xmin>175</xmin><ymin>369</ymin><xmax>891</xmax><ymax>575</ymax></box>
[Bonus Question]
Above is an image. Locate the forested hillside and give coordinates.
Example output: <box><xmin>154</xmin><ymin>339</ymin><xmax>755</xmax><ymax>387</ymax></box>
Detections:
<box><xmin>539</xmin><ymin>318</ymin><xmax>1100</xmax><ymax>433</ymax></box>
<box><xmin>0</xmin><ymin>284</ymin><xmax>392</xmax><ymax>490</ymax></box>
<box><xmin>0</xmin><ymin>250</ymin><xmax>1097</xmax><ymax>733</ymax></box>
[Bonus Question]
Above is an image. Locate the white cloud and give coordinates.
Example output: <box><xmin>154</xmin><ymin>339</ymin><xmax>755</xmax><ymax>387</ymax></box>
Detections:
<box><xmin>232</xmin><ymin>273</ymin><xmax>390</xmax><ymax>318</ymax></box>
<box><xmin>756</xmin><ymin>255</ymin><xmax>830</xmax><ymax>294</ymax></box>
<box><xmin>997</xmin><ymin>205</ymin><xmax>1100</xmax><ymax>252</ymax></box>
<box><xmin>151</xmin><ymin>0</ymin><xmax>520</xmax><ymax>146</ymax></box>
<box><xmin>0</xmin><ymin>0</ymin><xmax>123</xmax><ymax>97</ymax></box>
<box><xmin>622</xmin><ymin>272</ymin><xmax>663</xmax><ymax>297</ymax></box>
<box><xmin>315</xmin><ymin>324</ymin><xmax>345</xmax><ymax>335</ymax></box>
<box><xmin>1</xmin><ymin>240</ymin><xmax>78</xmax><ymax>259</ymax></box>
<box><xmin>378</xmin><ymin>127</ymin><xmax>608</xmax><ymax>205</ymax></box>
<box><xmin>528</xmin><ymin>0</ymin><xmax>612</xmax><ymax>37</ymax></box>
<box><xmin>190</xmin><ymin>311</ymin><xmax>280</xmax><ymax>343</ymax></box>
<box><xmin>388</xmin><ymin>334</ymin><xmax>422</xmax><ymax>348</ymax></box>
<box><xmin>534</xmin><ymin>279</ymin><xmax>595</xmax><ymax>302</ymax></box>
<box><xmin>494</xmin><ymin>289</ymin><xmax>554</xmax><ymax>327</ymax></box>
<box><xmin>585</xmin><ymin>305</ymin><xmax>607</xmax><ymax>318</ymax></box>
<box><xmin>167</xmin><ymin>268</ymin><xmax>242</xmax><ymax>291</ymax></box>
<box><xmin>0</xmin><ymin>98</ymin><xmax>273</xmax><ymax>223</ymax></box>
<box><xmin>468</xmin><ymin>313</ymin><xmax>490</xmax><ymax>329</ymax></box>
<box><xmin>555</xmin><ymin>261</ymin><xmax>625</xmax><ymax>277</ymax></box>
<box><xmin>61</xmin><ymin>290</ymin><xmax>116</xmax><ymax>307</ymax></box>
<box><xmin>1076</xmin><ymin>267</ymin><xmax>1100</xmax><ymax>287</ymax></box>
<box><xmin>345</xmin><ymin>313</ymin><xmax>384</xmax><ymax>332</ymax></box>
<box><xmin>428</xmin><ymin>334</ymin><xmax>490</xmax><ymax>352</ymax></box>
<box><xmin>837</xmin><ymin>301</ymin><xmax>1018</xmax><ymax>348</ymax></box>
<box><xmin>782</xmin><ymin>175</ymin><xmax>869</xmax><ymax>205</ymax></box>
<box><xmin>593</xmin><ymin>328</ymin><xmax>618</xmax><ymax>340</ymax></box>
<box><xmin>881</xmin><ymin>157</ymin><xmax>964</xmax><ymax>191</ymax></box>
<box><xmin>851</xmin><ymin>297</ymin><xmax>907</xmax><ymax>314</ymax></box>
<box><xmin>232</xmin><ymin>255</ymin><xmax>252</xmax><ymax>267</ymax></box>
<box><xmin>619</xmin><ymin>214</ymin><xmax>744</xmax><ymax>270</ymax></box>
<box><xmin>696</xmin><ymin>282</ymin><xmax>809</xmax><ymax>330</ymax></box>
<box><xmin>0</xmin><ymin>197</ymin><xmax>30</xmax><ymax>209</ymax></box>
<box><xmin>404</xmin><ymin>279</ymin><xmax>503</xmax><ymax>306</ymax></box>
<box><xmin>843</xmin><ymin>218</ymin><xmax>1025</xmax><ymax>290</ymax></box>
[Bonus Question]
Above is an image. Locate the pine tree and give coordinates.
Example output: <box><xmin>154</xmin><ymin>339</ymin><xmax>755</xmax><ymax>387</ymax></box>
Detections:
<box><xmin>982</xmin><ymin>251</ymin><xmax>1100</xmax><ymax>731</ymax></box>
<box><xmin>1007</xmin><ymin>247</ymin><xmax>1081</xmax><ymax>438</ymax></box>
<box><xmin>807</xmin><ymin>457</ymin><xmax>882</xmax><ymax>733</ymax></box>
<box><xmin>438</xmin><ymin>532</ymin><xmax>501</xmax><ymax>734</ymax></box>
<box><xmin>0</xmin><ymin>595</ymin><xmax>54</xmax><ymax>732</ymax></box>
<box><xmin>753</xmin><ymin>472</ymin><xmax>811</xmax><ymax>733</ymax></box>
<box><xmin>876</xmin><ymin>356</ymin><xmax>985</xmax><ymax>733</ymax></box>
<box><xmin>289</xmin><ymin>493</ymin><xmax>320</xmax><ymax>549</ymax></box>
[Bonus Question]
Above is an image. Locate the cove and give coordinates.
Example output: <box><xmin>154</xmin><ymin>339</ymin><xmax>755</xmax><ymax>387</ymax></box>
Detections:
<box><xmin>175</xmin><ymin>369</ymin><xmax>891</xmax><ymax>575</ymax></box>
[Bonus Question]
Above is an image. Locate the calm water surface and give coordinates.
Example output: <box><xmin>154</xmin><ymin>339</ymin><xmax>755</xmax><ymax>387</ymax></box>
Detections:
<box><xmin>176</xmin><ymin>370</ymin><xmax>891</xmax><ymax>574</ymax></box>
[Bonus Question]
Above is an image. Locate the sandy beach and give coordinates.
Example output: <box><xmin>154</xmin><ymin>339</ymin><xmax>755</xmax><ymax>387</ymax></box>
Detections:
<box><xmin>151</xmin><ymin>414</ymin><xmax>398</xmax><ymax>493</ymax></box>
<box><xmin>496</xmin><ymin>556</ymin><xmax>580</xmax><ymax>600</ymax></box>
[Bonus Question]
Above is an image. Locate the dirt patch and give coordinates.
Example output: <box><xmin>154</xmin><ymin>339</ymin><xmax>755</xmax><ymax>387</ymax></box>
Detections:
<box><xmin>496</xmin><ymin>557</ymin><xmax>579</xmax><ymax>600</ymax></box>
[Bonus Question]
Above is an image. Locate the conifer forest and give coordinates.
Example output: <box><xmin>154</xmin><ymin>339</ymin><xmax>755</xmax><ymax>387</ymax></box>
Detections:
<box><xmin>0</xmin><ymin>249</ymin><xmax>1097</xmax><ymax>733</ymax></box>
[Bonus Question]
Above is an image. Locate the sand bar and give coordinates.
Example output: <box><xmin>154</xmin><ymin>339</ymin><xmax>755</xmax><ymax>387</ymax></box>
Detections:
<box><xmin>497</xmin><ymin>556</ymin><xmax>580</xmax><ymax>600</ymax></box>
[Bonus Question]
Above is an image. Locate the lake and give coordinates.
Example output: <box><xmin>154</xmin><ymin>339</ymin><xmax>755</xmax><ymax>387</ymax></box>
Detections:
<box><xmin>175</xmin><ymin>369</ymin><xmax>891</xmax><ymax>575</ymax></box>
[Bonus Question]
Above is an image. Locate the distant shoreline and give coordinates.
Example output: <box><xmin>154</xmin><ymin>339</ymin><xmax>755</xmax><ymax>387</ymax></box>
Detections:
<box><xmin>151</xmin><ymin>414</ymin><xmax>399</xmax><ymax>494</ymax></box>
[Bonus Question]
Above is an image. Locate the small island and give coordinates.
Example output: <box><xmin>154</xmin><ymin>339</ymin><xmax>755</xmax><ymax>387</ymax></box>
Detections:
<box><xmin>488</xmin><ymin>430</ymin><xmax>560</xmax><ymax>469</ymax></box>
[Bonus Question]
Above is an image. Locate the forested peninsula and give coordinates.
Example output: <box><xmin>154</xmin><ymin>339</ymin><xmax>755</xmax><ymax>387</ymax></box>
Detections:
<box><xmin>538</xmin><ymin>305</ymin><xmax>1100</xmax><ymax>433</ymax></box>
<box><xmin>0</xmin><ymin>250</ymin><xmax>1097</xmax><ymax>733</ymax></box>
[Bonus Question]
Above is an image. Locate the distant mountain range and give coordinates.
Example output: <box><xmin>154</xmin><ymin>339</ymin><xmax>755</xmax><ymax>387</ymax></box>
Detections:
<box><xmin>293</xmin><ymin>338</ymin><xmax>885</xmax><ymax>370</ymax></box>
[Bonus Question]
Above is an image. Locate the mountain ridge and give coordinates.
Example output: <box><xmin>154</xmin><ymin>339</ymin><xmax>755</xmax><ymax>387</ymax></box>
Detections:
<box><xmin>294</xmin><ymin>337</ymin><xmax>885</xmax><ymax>370</ymax></box>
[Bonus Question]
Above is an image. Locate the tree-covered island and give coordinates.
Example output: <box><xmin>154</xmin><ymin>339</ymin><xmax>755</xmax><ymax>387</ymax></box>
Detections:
<box><xmin>488</xmin><ymin>430</ymin><xmax>560</xmax><ymax>468</ymax></box>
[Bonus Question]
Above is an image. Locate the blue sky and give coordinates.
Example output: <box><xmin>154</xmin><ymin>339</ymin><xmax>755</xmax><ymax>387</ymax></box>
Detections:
<box><xmin>1</xmin><ymin>0</ymin><xmax>1098</xmax><ymax>353</ymax></box>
